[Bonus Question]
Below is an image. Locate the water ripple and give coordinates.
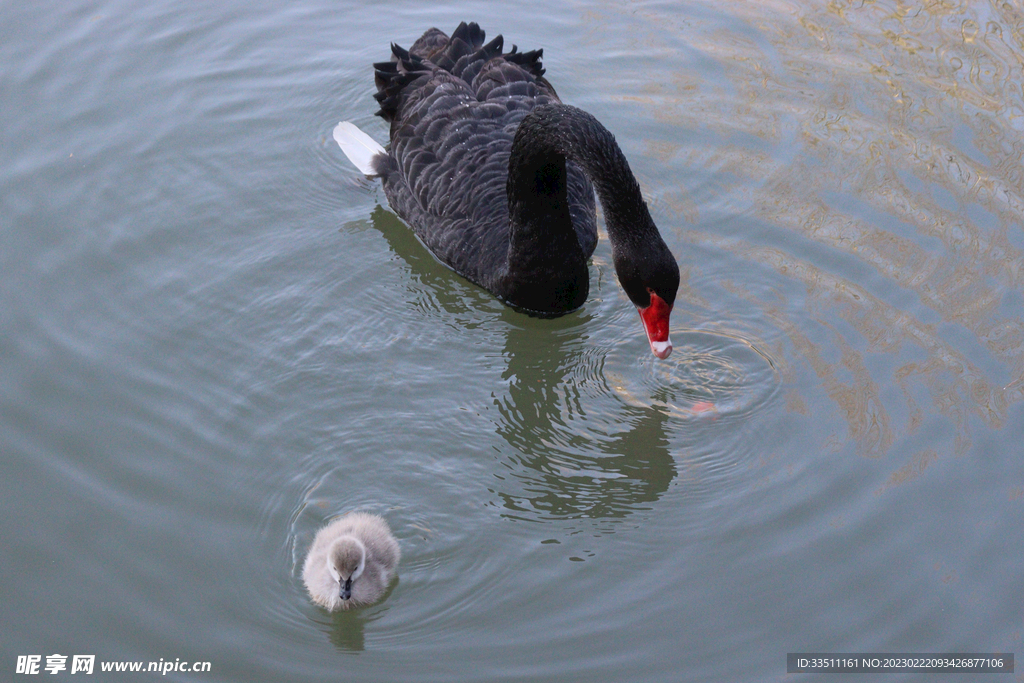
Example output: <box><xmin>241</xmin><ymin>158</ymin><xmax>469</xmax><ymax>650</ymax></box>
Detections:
<box><xmin>603</xmin><ymin>327</ymin><xmax>779</xmax><ymax>420</ymax></box>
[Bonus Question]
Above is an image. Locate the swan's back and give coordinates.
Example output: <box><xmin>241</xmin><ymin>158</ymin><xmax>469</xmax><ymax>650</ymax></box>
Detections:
<box><xmin>371</xmin><ymin>22</ymin><xmax>598</xmax><ymax>293</ymax></box>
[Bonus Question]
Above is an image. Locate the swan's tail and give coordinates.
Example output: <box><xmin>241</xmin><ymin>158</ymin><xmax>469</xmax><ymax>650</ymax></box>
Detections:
<box><xmin>333</xmin><ymin>122</ymin><xmax>385</xmax><ymax>176</ymax></box>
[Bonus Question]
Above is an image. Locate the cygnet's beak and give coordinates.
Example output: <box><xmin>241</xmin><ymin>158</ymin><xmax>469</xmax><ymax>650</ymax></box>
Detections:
<box><xmin>637</xmin><ymin>292</ymin><xmax>673</xmax><ymax>359</ymax></box>
<box><xmin>340</xmin><ymin>577</ymin><xmax>352</xmax><ymax>601</ymax></box>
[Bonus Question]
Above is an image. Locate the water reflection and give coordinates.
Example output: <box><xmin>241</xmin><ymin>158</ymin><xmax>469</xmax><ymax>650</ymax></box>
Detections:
<box><xmin>492</xmin><ymin>317</ymin><xmax>676</xmax><ymax>521</ymax></box>
<box><xmin>367</xmin><ymin>206</ymin><xmax>677</xmax><ymax>522</ymax></box>
<box><xmin>325</xmin><ymin>612</ymin><xmax>366</xmax><ymax>651</ymax></box>
<box><xmin>317</xmin><ymin>581</ymin><xmax>398</xmax><ymax>652</ymax></box>
<box><xmin>598</xmin><ymin>0</ymin><xmax>1024</xmax><ymax>467</ymax></box>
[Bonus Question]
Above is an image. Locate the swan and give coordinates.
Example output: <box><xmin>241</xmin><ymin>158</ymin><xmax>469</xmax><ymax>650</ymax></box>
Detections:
<box><xmin>302</xmin><ymin>512</ymin><xmax>400</xmax><ymax>611</ymax></box>
<box><xmin>334</xmin><ymin>22</ymin><xmax>680</xmax><ymax>358</ymax></box>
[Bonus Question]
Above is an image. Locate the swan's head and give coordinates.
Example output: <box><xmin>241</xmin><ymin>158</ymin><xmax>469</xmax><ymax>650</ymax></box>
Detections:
<box><xmin>327</xmin><ymin>536</ymin><xmax>366</xmax><ymax>602</ymax></box>
<box><xmin>614</xmin><ymin>240</ymin><xmax>680</xmax><ymax>360</ymax></box>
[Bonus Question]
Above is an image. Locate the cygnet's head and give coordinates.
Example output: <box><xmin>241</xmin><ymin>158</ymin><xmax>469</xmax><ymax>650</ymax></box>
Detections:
<box><xmin>327</xmin><ymin>536</ymin><xmax>366</xmax><ymax>602</ymax></box>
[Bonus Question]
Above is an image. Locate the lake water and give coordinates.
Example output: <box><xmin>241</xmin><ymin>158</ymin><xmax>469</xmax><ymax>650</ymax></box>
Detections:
<box><xmin>2</xmin><ymin>1</ymin><xmax>1023</xmax><ymax>681</ymax></box>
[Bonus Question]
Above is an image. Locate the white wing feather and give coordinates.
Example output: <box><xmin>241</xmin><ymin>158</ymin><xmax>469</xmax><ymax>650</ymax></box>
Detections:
<box><xmin>333</xmin><ymin>121</ymin><xmax>385</xmax><ymax>176</ymax></box>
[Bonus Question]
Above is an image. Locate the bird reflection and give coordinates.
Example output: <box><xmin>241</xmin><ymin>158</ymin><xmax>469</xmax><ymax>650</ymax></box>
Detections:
<box><xmin>326</xmin><ymin>612</ymin><xmax>365</xmax><ymax>651</ymax></box>
<box><xmin>367</xmin><ymin>205</ymin><xmax>676</xmax><ymax>522</ymax></box>
<box><xmin>321</xmin><ymin>579</ymin><xmax>398</xmax><ymax>652</ymax></box>
<box><xmin>493</xmin><ymin>317</ymin><xmax>676</xmax><ymax>520</ymax></box>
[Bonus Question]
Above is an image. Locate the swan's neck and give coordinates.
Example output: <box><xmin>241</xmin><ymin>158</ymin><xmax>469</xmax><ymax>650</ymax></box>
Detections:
<box><xmin>504</xmin><ymin>149</ymin><xmax>590</xmax><ymax>313</ymax></box>
<box><xmin>505</xmin><ymin>104</ymin><xmax>671</xmax><ymax>312</ymax></box>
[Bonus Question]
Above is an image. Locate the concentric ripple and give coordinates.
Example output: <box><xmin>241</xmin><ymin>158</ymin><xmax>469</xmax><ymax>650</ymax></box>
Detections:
<box><xmin>603</xmin><ymin>326</ymin><xmax>781</xmax><ymax>421</ymax></box>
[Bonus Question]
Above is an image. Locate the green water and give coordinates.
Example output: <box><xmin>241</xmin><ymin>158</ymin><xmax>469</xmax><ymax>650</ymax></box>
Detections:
<box><xmin>2</xmin><ymin>1</ymin><xmax>1022</xmax><ymax>681</ymax></box>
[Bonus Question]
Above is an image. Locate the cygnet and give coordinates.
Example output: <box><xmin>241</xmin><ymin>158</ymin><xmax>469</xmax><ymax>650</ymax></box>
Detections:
<box><xmin>302</xmin><ymin>512</ymin><xmax>400</xmax><ymax>611</ymax></box>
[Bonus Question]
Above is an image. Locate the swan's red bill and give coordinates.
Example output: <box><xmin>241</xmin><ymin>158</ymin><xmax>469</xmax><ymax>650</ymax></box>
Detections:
<box><xmin>638</xmin><ymin>292</ymin><xmax>673</xmax><ymax>359</ymax></box>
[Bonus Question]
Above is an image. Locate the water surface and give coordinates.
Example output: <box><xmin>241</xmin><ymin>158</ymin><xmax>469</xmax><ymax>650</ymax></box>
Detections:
<box><xmin>2</xmin><ymin>1</ymin><xmax>1023</xmax><ymax>681</ymax></box>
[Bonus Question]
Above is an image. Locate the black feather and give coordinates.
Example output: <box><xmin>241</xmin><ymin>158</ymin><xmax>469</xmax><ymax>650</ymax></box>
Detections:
<box><xmin>360</xmin><ymin>23</ymin><xmax>679</xmax><ymax>317</ymax></box>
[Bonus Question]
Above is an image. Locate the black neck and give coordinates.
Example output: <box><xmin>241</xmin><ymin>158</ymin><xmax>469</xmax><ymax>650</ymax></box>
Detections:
<box><xmin>503</xmin><ymin>129</ymin><xmax>588</xmax><ymax>313</ymax></box>
<box><xmin>510</xmin><ymin>105</ymin><xmax>661</xmax><ymax>240</ymax></box>
<box><xmin>504</xmin><ymin>104</ymin><xmax>670</xmax><ymax>312</ymax></box>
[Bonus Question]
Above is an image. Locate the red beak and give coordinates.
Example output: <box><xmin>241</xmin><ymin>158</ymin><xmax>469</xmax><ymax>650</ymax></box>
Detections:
<box><xmin>637</xmin><ymin>292</ymin><xmax>673</xmax><ymax>359</ymax></box>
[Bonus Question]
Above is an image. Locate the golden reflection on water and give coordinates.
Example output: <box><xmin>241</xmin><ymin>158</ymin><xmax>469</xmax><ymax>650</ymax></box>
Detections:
<box><xmin>596</xmin><ymin>2</ymin><xmax>1024</xmax><ymax>468</ymax></box>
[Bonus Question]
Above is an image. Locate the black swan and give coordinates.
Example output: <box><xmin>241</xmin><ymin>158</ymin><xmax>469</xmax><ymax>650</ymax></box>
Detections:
<box><xmin>334</xmin><ymin>22</ymin><xmax>680</xmax><ymax>358</ymax></box>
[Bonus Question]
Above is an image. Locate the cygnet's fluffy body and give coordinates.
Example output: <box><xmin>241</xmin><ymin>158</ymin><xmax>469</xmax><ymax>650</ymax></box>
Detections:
<box><xmin>302</xmin><ymin>512</ymin><xmax>400</xmax><ymax>611</ymax></box>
